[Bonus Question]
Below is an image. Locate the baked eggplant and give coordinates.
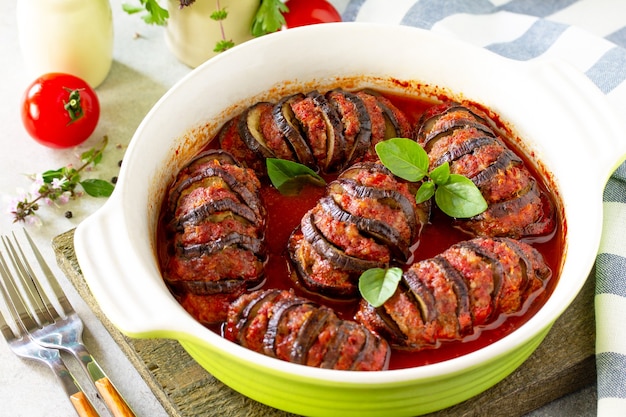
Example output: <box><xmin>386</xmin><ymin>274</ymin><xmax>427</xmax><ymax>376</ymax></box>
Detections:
<box><xmin>219</xmin><ymin>88</ymin><xmax>413</xmax><ymax>174</ymax></box>
<box><xmin>416</xmin><ymin>101</ymin><xmax>555</xmax><ymax>238</ymax></box>
<box><xmin>224</xmin><ymin>289</ymin><xmax>390</xmax><ymax>371</ymax></box>
<box><xmin>163</xmin><ymin>150</ymin><xmax>267</xmax><ymax>324</ymax></box>
<box><xmin>356</xmin><ymin>237</ymin><xmax>551</xmax><ymax>350</ymax></box>
<box><xmin>288</xmin><ymin>162</ymin><xmax>429</xmax><ymax>299</ymax></box>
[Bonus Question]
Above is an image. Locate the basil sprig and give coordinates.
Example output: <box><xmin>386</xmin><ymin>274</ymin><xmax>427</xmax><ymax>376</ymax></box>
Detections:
<box><xmin>358</xmin><ymin>138</ymin><xmax>488</xmax><ymax>307</ymax></box>
<box><xmin>375</xmin><ymin>138</ymin><xmax>487</xmax><ymax>218</ymax></box>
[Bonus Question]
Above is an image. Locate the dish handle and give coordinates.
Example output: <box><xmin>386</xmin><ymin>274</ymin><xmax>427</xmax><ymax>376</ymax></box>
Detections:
<box><xmin>74</xmin><ymin>194</ymin><xmax>199</xmax><ymax>339</ymax></box>
<box><xmin>533</xmin><ymin>59</ymin><xmax>626</xmax><ymax>185</ymax></box>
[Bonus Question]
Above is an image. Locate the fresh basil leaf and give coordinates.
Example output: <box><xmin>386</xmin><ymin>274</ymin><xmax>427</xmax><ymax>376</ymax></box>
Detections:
<box><xmin>375</xmin><ymin>138</ymin><xmax>429</xmax><ymax>182</ymax></box>
<box><xmin>266</xmin><ymin>158</ymin><xmax>325</xmax><ymax>195</ymax></box>
<box><xmin>81</xmin><ymin>148</ymin><xmax>101</xmax><ymax>165</ymax></box>
<box><xmin>80</xmin><ymin>179</ymin><xmax>115</xmax><ymax>197</ymax></box>
<box><xmin>358</xmin><ymin>267</ymin><xmax>403</xmax><ymax>308</ymax></box>
<box><xmin>435</xmin><ymin>174</ymin><xmax>487</xmax><ymax>218</ymax></box>
<box><xmin>415</xmin><ymin>181</ymin><xmax>435</xmax><ymax>204</ymax></box>
<box><xmin>429</xmin><ymin>162</ymin><xmax>450</xmax><ymax>185</ymax></box>
<box><xmin>41</xmin><ymin>169</ymin><xmax>64</xmax><ymax>183</ymax></box>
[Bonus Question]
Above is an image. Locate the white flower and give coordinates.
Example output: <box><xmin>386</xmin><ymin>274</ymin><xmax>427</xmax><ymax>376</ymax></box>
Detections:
<box><xmin>57</xmin><ymin>191</ymin><xmax>72</xmax><ymax>205</ymax></box>
<box><xmin>51</xmin><ymin>177</ymin><xmax>68</xmax><ymax>190</ymax></box>
<box><xmin>29</xmin><ymin>175</ymin><xmax>44</xmax><ymax>196</ymax></box>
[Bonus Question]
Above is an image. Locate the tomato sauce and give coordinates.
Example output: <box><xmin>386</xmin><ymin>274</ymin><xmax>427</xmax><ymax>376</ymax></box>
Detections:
<box><xmin>158</xmin><ymin>91</ymin><xmax>563</xmax><ymax>370</ymax></box>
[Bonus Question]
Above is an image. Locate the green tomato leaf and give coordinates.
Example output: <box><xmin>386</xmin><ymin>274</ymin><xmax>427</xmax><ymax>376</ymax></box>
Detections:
<box><xmin>359</xmin><ymin>267</ymin><xmax>403</xmax><ymax>308</ymax></box>
<box><xmin>266</xmin><ymin>158</ymin><xmax>325</xmax><ymax>195</ymax></box>
<box><xmin>434</xmin><ymin>174</ymin><xmax>487</xmax><ymax>218</ymax></box>
<box><xmin>80</xmin><ymin>179</ymin><xmax>115</xmax><ymax>197</ymax></box>
<box><xmin>429</xmin><ymin>162</ymin><xmax>450</xmax><ymax>185</ymax></box>
<box><xmin>415</xmin><ymin>181</ymin><xmax>435</xmax><ymax>204</ymax></box>
<box><xmin>374</xmin><ymin>138</ymin><xmax>429</xmax><ymax>182</ymax></box>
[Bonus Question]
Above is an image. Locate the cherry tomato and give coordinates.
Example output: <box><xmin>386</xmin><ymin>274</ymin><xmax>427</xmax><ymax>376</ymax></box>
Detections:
<box><xmin>21</xmin><ymin>73</ymin><xmax>100</xmax><ymax>148</ymax></box>
<box><xmin>283</xmin><ymin>0</ymin><xmax>342</xmax><ymax>28</ymax></box>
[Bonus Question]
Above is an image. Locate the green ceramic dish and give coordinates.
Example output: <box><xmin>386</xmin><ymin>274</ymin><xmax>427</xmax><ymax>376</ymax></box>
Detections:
<box><xmin>74</xmin><ymin>23</ymin><xmax>626</xmax><ymax>416</ymax></box>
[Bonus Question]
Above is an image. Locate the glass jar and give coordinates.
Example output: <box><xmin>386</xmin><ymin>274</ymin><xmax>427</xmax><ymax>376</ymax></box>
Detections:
<box><xmin>165</xmin><ymin>0</ymin><xmax>259</xmax><ymax>68</ymax></box>
<box><xmin>16</xmin><ymin>0</ymin><xmax>114</xmax><ymax>88</ymax></box>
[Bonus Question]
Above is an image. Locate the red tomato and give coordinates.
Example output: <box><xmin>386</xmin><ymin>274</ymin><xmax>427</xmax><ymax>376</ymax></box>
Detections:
<box><xmin>21</xmin><ymin>73</ymin><xmax>100</xmax><ymax>148</ymax></box>
<box><xmin>283</xmin><ymin>0</ymin><xmax>342</xmax><ymax>28</ymax></box>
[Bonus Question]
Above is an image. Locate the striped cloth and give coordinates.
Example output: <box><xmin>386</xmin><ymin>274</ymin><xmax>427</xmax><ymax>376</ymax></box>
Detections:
<box><xmin>330</xmin><ymin>0</ymin><xmax>626</xmax><ymax>415</ymax></box>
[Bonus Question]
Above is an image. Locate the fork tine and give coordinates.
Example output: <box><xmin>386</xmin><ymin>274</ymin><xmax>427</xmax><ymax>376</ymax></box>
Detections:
<box><xmin>22</xmin><ymin>229</ymin><xmax>73</xmax><ymax>317</ymax></box>
<box><xmin>0</xmin><ymin>256</ymin><xmax>21</xmax><ymax>341</ymax></box>
<box><xmin>0</xmin><ymin>239</ymin><xmax>41</xmax><ymax>332</ymax></box>
<box><xmin>1</xmin><ymin>235</ymin><xmax>54</xmax><ymax>328</ymax></box>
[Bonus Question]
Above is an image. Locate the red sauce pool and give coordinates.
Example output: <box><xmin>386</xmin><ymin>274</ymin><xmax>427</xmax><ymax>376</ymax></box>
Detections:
<box><xmin>158</xmin><ymin>91</ymin><xmax>563</xmax><ymax>370</ymax></box>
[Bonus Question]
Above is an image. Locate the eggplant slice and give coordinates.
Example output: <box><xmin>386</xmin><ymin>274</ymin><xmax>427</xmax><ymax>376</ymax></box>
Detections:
<box><xmin>356</xmin><ymin>237</ymin><xmax>551</xmax><ymax>351</ymax></box>
<box><xmin>273</xmin><ymin>93</ymin><xmax>316</xmax><ymax>167</ymax></box>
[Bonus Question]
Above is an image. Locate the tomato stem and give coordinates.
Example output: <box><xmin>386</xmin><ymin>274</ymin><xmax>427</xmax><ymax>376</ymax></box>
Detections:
<box><xmin>63</xmin><ymin>87</ymin><xmax>85</xmax><ymax>124</ymax></box>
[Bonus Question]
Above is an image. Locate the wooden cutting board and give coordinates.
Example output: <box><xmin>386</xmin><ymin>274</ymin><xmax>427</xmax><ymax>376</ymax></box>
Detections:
<box><xmin>52</xmin><ymin>229</ymin><xmax>596</xmax><ymax>417</ymax></box>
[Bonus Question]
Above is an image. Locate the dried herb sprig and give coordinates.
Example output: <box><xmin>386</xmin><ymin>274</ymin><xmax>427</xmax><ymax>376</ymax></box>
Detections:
<box><xmin>8</xmin><ymin>136</ymin><xmax>115</xmax><ymax>224</ymax></box>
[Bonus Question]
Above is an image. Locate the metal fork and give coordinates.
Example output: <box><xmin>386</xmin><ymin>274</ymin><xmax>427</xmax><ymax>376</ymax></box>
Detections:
<box><xmin>0</xmin><ymin>236</ymin><xmax>100</xmax><ymax>416</ymax></box>
<box><xmin>1</xmin><ymin>230</ymin><xmax>136</xmax><ymax>417</ymax></box>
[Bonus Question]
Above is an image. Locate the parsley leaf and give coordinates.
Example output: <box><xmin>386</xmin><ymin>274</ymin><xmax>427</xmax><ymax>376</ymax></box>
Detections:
<box><xmin>122</xmin><ymin>0</ymin><xmax>169</xmax><ymax>26</ymax></box>
<box><xmin>251</xmin><ymin>0</ymin><xmax>288</xmax><ymax>37</ymax></box>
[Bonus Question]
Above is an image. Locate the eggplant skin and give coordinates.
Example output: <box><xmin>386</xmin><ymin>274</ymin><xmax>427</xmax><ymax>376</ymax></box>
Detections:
<box><xmin>356</xmin><ymin>237</ymin><xmax>551</xmax><ymax>351</ymax></box>
<box><xmin>163</xmin><ymin>149</ymin><xmax>268</xmax><ymax>325</ymax></box>
<box><xmin>224</xmin><ymin>289</ymin><xmax>390</xmax><ymax>371</ymax></box>
<box><xmin>417</xmin><ymin>101</ymin><xmax>555</xmax><ymax>239</ymax></box>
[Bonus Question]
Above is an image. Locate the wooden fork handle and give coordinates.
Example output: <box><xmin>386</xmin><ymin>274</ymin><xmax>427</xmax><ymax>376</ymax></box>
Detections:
<box><xmin>70</xmin><ymin>391</ymin><xmax>100</xmax><ymax>417</ymax></box>
<box><xmin>95</xmin><ymin>377</ymin><xmax>136</xmax><ymax>417</ymax></box>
